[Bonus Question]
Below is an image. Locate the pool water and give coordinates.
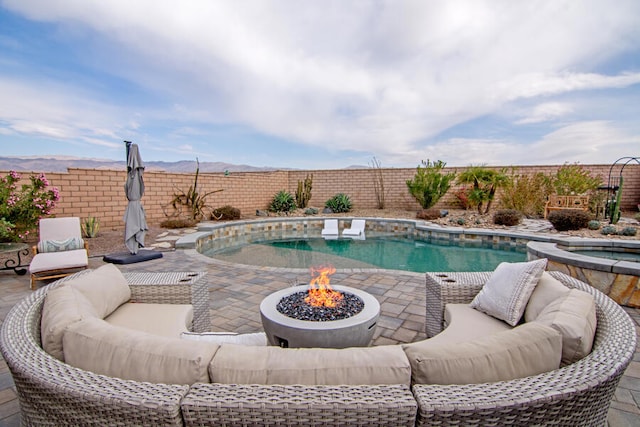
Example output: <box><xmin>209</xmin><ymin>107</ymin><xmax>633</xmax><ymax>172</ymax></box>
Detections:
<box><xmin>204</xmin><ymin>236</ymin><xmax>526</xmax><ymax>272</ymax></box>
<box><xmin>572</xmin><ymin>250</ymin><xmax>640</xmax><ymax>263</ymax></box>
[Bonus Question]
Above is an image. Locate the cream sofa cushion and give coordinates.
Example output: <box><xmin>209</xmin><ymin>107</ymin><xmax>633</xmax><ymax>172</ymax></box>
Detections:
<box><xmin>29</xmin><ymin>249</ymin><xmax>88</xmax><ymax>274</ymax></box>
<box><xmin>63</xmin><ymin>317</ymin><xmax>219</xmax><ymax>384</ymax></box>
<box><xmin>535</xmin><ymin>289</ymin><xmax>597</xmax><ymax>365</ymax></box>
<box><xmin>471</xmin><ymin>259</ymin><xmax>547</xmax><ymax>326</ymax></box>
<box><xmin>105</xmin><ymin>303</ymin><xmax>193</xmax><ymax>338</ymax></box>
<box><xmin>210</xmin><ymin>344</ymin><xmax>411</xmax><ymax>385</ymax></box>
<box><xmin>422</xmin><ymin>304</ymin><xmax>512</xmax><ymax>347</ymax></box>
<box><xmin>525</xmin><ymin>272</ymin><xmax>570</xmax><ymax>322</ymax></box>
<box><xmin>66</xmin><ymin>264</ymin><xmax>131</xmax><ymax>318</ymax></box>
<box><xmin>403</xmin><ymin>322</ymin><xmax>562</xmax><ymax>385</ymax></box>
<box><xmin>182</xmin><ymin>332</ymin><xmax>268</xmax><ymax>346</ymax></box>
<box><xmin>40</xmin><ymin>284</ymin><xmax>98</xmax><ymax>361</ymax></box>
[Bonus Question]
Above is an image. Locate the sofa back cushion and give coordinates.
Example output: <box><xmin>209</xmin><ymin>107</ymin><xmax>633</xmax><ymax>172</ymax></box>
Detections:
<box><xmin>66</xmin><ymin>264</ymin><xmax>131</xmax><ymax>318</ymax></box>
<box><xmin>403</xmin><ymin>322</ymin><xmax>562</xmax><ymax>385</ymax></box>
<box><xmin>63</xmin><ymin>317</ymin><xmax>219</xmax><ymax>384</ymax></box>
<box><xmin>41</xmin><ymin>284</ymin><xmax>98</xmax><ymax>361</ymax></box>
<box><xmin>210</xmin><ymin>344</ymin><xmax>411</xmax><ymax>385</ymax></box>
<box><xmin>525</xmin><ymin>272</ymin><xmax>570</xmax><ymax>322</ymax></box>
<box><xmin>534</xmin><ymin>288</ymin><xmax>597</xmax><ymax>365</ymax></box>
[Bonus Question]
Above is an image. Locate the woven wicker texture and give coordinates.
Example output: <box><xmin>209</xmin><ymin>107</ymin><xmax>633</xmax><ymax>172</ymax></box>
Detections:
<box><xmin>416</xmin><ymin>271</ymin><xmax>636</xmax><ymax>426</ymax></box>
<box><xmin>0</xmin><ymin>286</ymin><xmax>189</xmax><ymax>426</ymax></box>
<box><xmin>182</xmin><ymin>383</ymin><xmax>417</xmax><ymax>426</ymax></box>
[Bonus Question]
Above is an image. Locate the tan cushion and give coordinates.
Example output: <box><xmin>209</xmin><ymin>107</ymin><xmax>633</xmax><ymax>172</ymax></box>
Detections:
<box><xmin>535</xmin><ymin>289</ymin><xmax>597</xmax><ymax>365</ymax></box>
<box><xmin>182</xmin><ymin>332</ymin><xmax>268</xmax><ymax>346</ymax></box>
<box><xmin>40</xmin><ymin>284</ymin><xmax>98</xmax><ymax>361</ymax></box>
<box><xmin>66</xmin><ymin>264</ymin><xmax>131</xmax><ymax>318</ymax></box>
<box><xmin>29</xmin><ymin>249</ymin><xmax>88</xmax><ymax>274</ymax></box>
<box><xmin>525</xmin><ymin>272</ymin><xmax>570</xmax><ymax>322</ymax></box>
<box><xmin>210</xmin><ymin>344</ymin><xmax>411</xmax><ymax>385</ymax></box>
<box><xmin>105</xmin><ymin>303</ymin><xmax>193</xmax><ymax>338</ymax></box>
<box><xmin>471</xmin><ymin>259</ymin><xmax>547</xmax><ymax>326</ymax></box>
<box><xmin>424</xmin><ymin>304</ymin><xmax>511</xmax><ymax>347</ymax></box>
<box><xmin>403</xmin><ymin>322</ymin><xmax>562</xmax><ymax>385</ymax></box>
<box><xmin>63</xmin><ymin>318</ymin><xmax>219</xmax><ymax>384</ymax></box>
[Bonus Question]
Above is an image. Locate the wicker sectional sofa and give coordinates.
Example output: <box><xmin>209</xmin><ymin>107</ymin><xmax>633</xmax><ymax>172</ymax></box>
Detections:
<box><xmin>0</xmin><ymin>267</ymin><xmax>636</xmax><ymax>426</ymax></box>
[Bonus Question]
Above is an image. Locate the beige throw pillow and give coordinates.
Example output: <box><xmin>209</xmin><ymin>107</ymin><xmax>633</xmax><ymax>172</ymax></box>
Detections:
<box><xmin>535</xmin><ymin>288</ymin><xmax>597</xmax><ymax>365</ymax></box>
<box><xmin>471</xmin><ymin>259</ymin><xmax>547</xmax><ymax>326</ymax></box>
<box><xmin>66</xmin><ymin>264</ymin><xmax>131</xmax><ymax>318</ymax></box>
<box><xmin>403</xmin><ymin>322</ymin><xmax>562</xmax><ymax>385</ymax></box>
<box><xmin>40</xmin><ymin>284</ymin><xmax>98</xmax><ymax>361</ymax></box>
<box><xmin>525</xmin><ymin>272</ymin><xmax>570</xmax><ymax>322</ymax></box>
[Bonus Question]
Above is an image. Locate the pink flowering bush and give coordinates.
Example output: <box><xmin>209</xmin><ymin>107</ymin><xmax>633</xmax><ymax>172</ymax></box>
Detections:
<box><xmin>0</xmin><ymin>171</ymin><xmax>59</xmax><ymax>242</ymax></box>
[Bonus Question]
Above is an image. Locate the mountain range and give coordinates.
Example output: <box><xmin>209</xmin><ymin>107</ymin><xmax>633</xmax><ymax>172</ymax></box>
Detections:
<box><xmin>0</xmin><ymin>156</ymin><xmax>282</xmax><ymax>173</ymax></box>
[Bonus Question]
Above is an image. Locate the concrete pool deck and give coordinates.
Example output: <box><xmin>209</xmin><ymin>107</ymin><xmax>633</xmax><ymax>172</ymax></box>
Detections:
<box><xmin>0</xmin><ymin>222</ymin><xmax>638</xmax><ymax>425</ymax></box>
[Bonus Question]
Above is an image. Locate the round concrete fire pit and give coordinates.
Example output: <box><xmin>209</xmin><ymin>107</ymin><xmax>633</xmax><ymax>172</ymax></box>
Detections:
<box><xmin>260</xmin><ymin>284</ymin><xmax>380</xmax><ymax>348</ymax></box>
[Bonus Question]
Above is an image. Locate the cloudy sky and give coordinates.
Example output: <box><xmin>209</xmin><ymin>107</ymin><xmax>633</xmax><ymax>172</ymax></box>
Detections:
<box><xmin>1</xmin><ymin>0</ymin><xmax>639</xmax><ymax>169</ymax></box>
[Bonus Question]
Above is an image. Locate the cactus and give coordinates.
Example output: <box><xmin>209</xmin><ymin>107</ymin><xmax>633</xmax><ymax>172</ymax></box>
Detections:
<box><xmin>295</xmin><ymin>174</ymin><xmax>313</xmax><ymax>209</ymax></box>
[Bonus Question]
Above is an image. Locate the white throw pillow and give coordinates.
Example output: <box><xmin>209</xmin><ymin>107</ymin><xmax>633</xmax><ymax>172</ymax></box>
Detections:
<box><xmin>471</xmin><ymin>258</ymin><xmax>547</xmax><ymax>326</ymax></box>
<box><xmin>181</xmin><ymin>331</ymin><xmax>268</xmax><ymax>346</ymax></box>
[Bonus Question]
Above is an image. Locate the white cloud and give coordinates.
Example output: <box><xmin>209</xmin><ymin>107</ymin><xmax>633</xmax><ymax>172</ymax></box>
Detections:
<box><xmin>516</xmin><ymin>102</ymin><xmax>574</xmax><ymax>125</ymax></box>
<box><xmin>1</xmin><ymin>0</ymin><xmax>640</xmax><ymax>165</ymax></box>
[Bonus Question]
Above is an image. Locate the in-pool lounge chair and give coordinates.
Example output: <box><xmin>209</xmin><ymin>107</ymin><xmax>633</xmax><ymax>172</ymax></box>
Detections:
<box><xmin>321</xmin><ymin>219</ymin><xmax>339</xmax><ymax>238</ymax></box>
<box><xmin>28</xmin><ymin>217</ymin><xmax>89</xmax><ymax>289</ymax></box>
<box><xmin>343</xmin><ymin>219</ymin><xmax>366</xmax><ymax>238</ymax></box>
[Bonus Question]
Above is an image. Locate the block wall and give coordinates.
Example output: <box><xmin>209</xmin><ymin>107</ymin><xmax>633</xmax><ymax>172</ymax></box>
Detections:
<box><xmin>2</xmin><ymin>164</ymin><xmax>638</xmax><ymax>230</ymax></box>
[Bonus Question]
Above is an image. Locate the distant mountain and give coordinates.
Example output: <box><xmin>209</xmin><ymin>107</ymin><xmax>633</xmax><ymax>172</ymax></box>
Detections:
<box><xmin>0</xmin><ymin>156</ymin><xmax>282</xmax><ymax>173</ymax></box>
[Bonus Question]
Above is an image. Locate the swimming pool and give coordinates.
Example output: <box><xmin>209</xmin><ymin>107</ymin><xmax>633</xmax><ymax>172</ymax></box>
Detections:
<box><xmin>202</xmin><ymin>235</ymin><xmax>526</xmax><ymax>273</ymax></box>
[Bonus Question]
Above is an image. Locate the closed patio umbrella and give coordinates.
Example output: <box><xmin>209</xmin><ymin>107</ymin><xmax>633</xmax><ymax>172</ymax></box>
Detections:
<box><xmin>124</xmin><ymin>142</ymin><xmax>148</xmax><ymax>254</ymax></box>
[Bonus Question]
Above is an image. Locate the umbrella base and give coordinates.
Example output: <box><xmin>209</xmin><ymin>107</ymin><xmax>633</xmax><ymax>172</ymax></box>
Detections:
<box><xmin>103</xmin><ymin>250</ymin><xmax>163</xmax><ymax>265</ymax></box>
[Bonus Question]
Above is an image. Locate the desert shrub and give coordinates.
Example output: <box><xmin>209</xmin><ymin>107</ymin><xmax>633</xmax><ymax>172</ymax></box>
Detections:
<box><xmin>601</xmin><ymin>225</ymin><xmax>617</xmax><ymax>235</ymax></box>
<box><xmin>619</xmin><ymin>226</ymin><xmax>637</xmax><ymax>236</ymax></box>
<box><xmin>453</xmin><ymin>186</ymin><xmax>473</xmax><ymax>210</ymax></box>
<box><xmin>454</xmin><ymin>217</ymin><xmax>466</xmax><ymax>225</ymax></box>
<box><xmin>500</xmin><ymin>169</ymin><xmax>553</xmax><ymax>217</ymax></box>
<box><xmin>160</xmin><ymin>218</ymin><xmax>197</xmax><ymax>228</ymax></box>
<box><xmin>493</xmin><ymin>209</ymin><xmax>522</xmax><ymax>226</ymax></box>
<box><xmin>211</xmin><ymin>205</ymin><xmax>241</xmax><ymax>220</ymax></box>
<box><xmin>547</xmin><ymin>209</ymin><xmax>591</xmax><ymax>231</ymax></box>
<box><xmin>406</xmin><ymin>159</ymin><xmax>456</xmax><ymax>209</ymax></box>
<box><xmin>304</xmin><ymin>207</ymin><xmax>318</xmax><ymax>215</ymax></box>
<box><xmin>269</xmin><ymin>190</ymin><xmax>297</xmax><ymax>213</ymax></box>
<box><xmin>457</xmin><ymin>166</ymin><xmax>508</xmax><ymax>214</ymax></box>
<box><xmin>587</xmin><ymin>220</ymin><xmax>601</xmax><ymax>230</ymax></box>
<box><xmin>416</xmin><ymin>208</ymin><xmax>441</xmax><ymax>220</ymax></box>
<box><xmin>325</xmin><ymin>193</ymin><xmax>352</xmax><ymax>213</ymax></box>
<box><xmin>552</xmin><ymin>163</ymin><xmax>602</xmax><ymax>196</ymax></box>
<box><xmin>82</xmin><ymin>216</ymin><xmax>100</xmax><ymax>238</ymax></box>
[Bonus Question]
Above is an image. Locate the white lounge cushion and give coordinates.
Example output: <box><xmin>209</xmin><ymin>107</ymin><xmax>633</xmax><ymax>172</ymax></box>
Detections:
<box><xmin>63</xmin><ymin>317</ymin><xmax>219</xmax><ymax>384</ymax></box>
<box><xmin>66</xmin><ymin>264</ymin><xmax>131</xmax><ymax>319</ymax></box>
<box><xmin>40</xmin><ymin>284</ymin><xmax>98</xmax><ymax>361</ymax></box>
<box><xmin>470</xmin><ymin>259</ymin><xmax>547</xmax><ymax>326</ymax></box>
<box><xmin>181</xmin><ymin>332</ymin><xmax>267</xmax><ymax>346</ymax></box>
<box><xmin>106</xmin><ymin>303</ymin><xmax>193</xmax><ymax>338</ymax></box>
<box><xmin>29</xmin><ymin>249</ymin><xmax>88</xmax><ymax>274</ymax></box>
<box><xmin>210</xmin><ymin>344</ymin><xmax>411</xmax><ymax>385</ymax></box>
<box><xmin>343</xmin><ymin>219</ymin><xmax>366</xmax><ymax>236</ymax></box>
<box><xmin>535</xmin><ymin>289</ymin><xmax>597</xmax><ymax>365</ymax></box>
<box><xmin>403</xmin><ymin>322</ymin><xmax>562</xmax><ymax>385</ymax></box>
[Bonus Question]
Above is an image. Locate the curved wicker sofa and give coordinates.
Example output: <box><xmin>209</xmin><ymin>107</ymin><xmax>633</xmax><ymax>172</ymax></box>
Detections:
<box><xmin>0</xmin><ymin>270</ymin><xmax>636</xmax><ymax>426</ymax></box>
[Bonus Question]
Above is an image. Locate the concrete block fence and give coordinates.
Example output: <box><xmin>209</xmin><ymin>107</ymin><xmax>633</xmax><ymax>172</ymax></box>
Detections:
<box><xmin>2</xmin><ymin>164</ymin><xmax>638</xmax><ymax>230</ymax></box>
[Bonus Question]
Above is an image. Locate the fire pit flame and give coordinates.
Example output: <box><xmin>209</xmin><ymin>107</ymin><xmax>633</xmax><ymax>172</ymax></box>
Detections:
<box><xmin>305</xmin><ymin>265</ymin><xmax>343</xmax><ymax>308</ymax></box>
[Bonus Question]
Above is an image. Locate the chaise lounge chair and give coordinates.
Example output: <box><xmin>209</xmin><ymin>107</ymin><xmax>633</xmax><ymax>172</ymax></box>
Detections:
<box><xmin>343</xmin><ymin>219</ymin><xmax>366</xmax><ymax>238</ymax></box>
<box><xmin>321</xmin><ymin>219</ymin><xmax>339</xmax><ymax>238</ymax></box>
<box><xmin>28</xmin><ymin>217</ymin><xmax>89</xmax><ymax>290</ymax></box>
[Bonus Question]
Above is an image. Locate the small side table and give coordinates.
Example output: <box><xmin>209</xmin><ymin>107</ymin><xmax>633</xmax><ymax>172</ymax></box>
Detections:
<box><xmin>0</xmin><ymin>242</ymin><xmax>29</xmax><ymax>276</ymax></box>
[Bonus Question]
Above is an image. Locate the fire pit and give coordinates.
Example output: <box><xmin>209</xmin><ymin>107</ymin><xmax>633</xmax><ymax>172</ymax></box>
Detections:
<box><xmin>260</xmin><ymin>266</ymin><xmax>380</xmax><ymax>348</ymax></box>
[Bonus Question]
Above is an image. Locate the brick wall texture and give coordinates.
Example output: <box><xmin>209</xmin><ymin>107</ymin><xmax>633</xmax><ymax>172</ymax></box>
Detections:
<box><xmin>3</xmin><ymin>164</ymin><xmax>639</xmax><ymax>230</ymax></box>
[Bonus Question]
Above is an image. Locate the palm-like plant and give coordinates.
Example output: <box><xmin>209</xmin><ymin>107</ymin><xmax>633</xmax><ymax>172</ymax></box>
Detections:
<box><xmin>457</xmin><ymin>166</ymin><xmax>508</xmax><ymax>214</ymax></box>
<box><xmin>406</xmin><ymin>160</ymin><xmax>456</xmax><ymax>209</ymax></box>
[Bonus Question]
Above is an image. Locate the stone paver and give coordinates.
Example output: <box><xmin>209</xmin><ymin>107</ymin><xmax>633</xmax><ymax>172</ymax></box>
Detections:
<box><xmin>0</xmin><ymin>232</ymin><xmax>638</xmax><ymax>426</ymax></box>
